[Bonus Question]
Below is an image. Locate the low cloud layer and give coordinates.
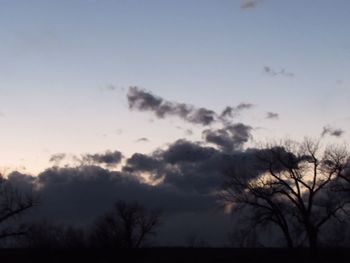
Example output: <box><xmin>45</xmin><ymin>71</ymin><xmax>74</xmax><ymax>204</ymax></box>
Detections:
<box><xmin>7</xmin><ymin>136</ymin><xmax>331</xmax><ymax>246</ymax></box>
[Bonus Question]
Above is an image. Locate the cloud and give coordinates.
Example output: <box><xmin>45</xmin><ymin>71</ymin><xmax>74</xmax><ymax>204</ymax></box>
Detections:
<box><xmin>127</xmin><ymin>87</ymin><xmax>217</xmax><ymax>126</ymax></box>
<box><xmin>136</xmin><ymin>137</ymin><xmax>149</xmax><ymax>143</ymax></box>
<box><xmin>7</xmin><ymin>138</ymin><xmax>293</xmax><ymax>246</ymax></box>
<box><xmin>336</xmin><ymin>80</ymin><xmax>343</xmax><ymax>85</ymax></box>
<box><xmin>241</xmin><ymin>0</ymin><xmax>262</xmax><ymax>9</ymax></box>
<box><xmin>185</xmin><ymin>129</ymin><xmax>193</xmax><ymax>136</ymax></box>
<box><xmin>321</xmin><ymin>125</ymin><xmax>344</xmax><ymax>138</ymax></box>
<box><xmin>266</xmin><ymin>112</ymin><xmax>279</xmax><ymax>119</ymax></box>
<box><xmin>82</xmin><ymin>151</ymin><xmax>123</xmax><ymax>167</ymax></box>
<box><xmin>263</xmin><ymin>66</ymin><xmax>294</xmax><ymax>77</ymax></box>
<box><xmin>104</xmin><ymin>85</ymin><xmax>116</xmax><ymax>91</ymax></box>
<box><xmin>203</xmin><ymin>123</ymin><xmax>253</xmax><ymax>152</ymax></box>
<box><xmin>127</xmin><ymin>87</ymin><xmax>258</xmax><ymax>132</ymax></box>
<box><xmin>123</xmin><ymin>153</ymin><xmax>161</xmax><ymax>173</ymax></box>
<box><xmin>123</xmin><ymin>139</ymin><xmax>261</xmax><ymax>194</ymax></box>
<box><xmin>220</xmin><ymin>103</ymin><xmax>254</xmax><ymax>119</ymax></box>
<box><xmin>99</xmin><ymin>85</ymin><xmax>125</xmax><ymax>92</ymax></box>
<box><xmin>49</xmin><ymin>153</ymin><xmax>66</xmax><ymax>164</ymax></box>
<box><xmin>122</xmin><ymin>140</ymin><xmax>223</xmax><ymax>193</ymax></box>
<box><xmin>9</xmin><ymin>165</ymin><xmax>226</xmax><ymax>245</ymax></box>
<box><xmin>160</xmin><ymin>140</ymin><xmax>216</xmax><ymax>165</ymax></box>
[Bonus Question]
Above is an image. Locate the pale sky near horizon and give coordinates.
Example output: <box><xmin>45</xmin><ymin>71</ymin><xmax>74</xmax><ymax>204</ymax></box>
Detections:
<box><xmin>0</xmin><ymin>0</ymin><xmax>349</xmax><ymax>174</ymax></box>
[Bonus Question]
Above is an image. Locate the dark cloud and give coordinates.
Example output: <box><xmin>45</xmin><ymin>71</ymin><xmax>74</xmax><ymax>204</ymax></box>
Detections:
<box><xmin>203</xmin><ymin>124</ymin><xmax>253</xmax><ymax>152</ymax></box>
<box><xmin>160</xmin><ymin>140</ymin><xmax>216</xmax><ymax>165</ymax></box>
<box><xmin>123</xmin><ymin>139</ymin><xmax>261</xmax><ymax>194</ymax></box>
<box><xmin>187</xmin><ymin>108</ymin><xmax>217</xmax><ymax>125</ymax></box>
<box><xmin>266</xmin><ymin>112</ymin><xmax>279</xmax><ymax>119</ymax></box>
<box><xmin>82</xmin><ymin>151</ymin><xmax>123</xmax><ymax>167</ymax></box>
<box><xmin>241</xmin><ymin>0</ymin><xmax>262</xmax><ymax>9</ymax></box>
<box><xmin>7</xmin><ymin>165</ymin><xmax>226</xmax><ymax>245</ymax></box>
<box><xmin>7</xmin><ymin>138</ymin><xmax>292</xmax><ymax>246</ymax></box>
<box><xmin>321</xmin><ymin>125</ymin><xmax>344</xmax><ymax>138</ymax></box>
<box><xmin>123</xmin><ymin>153</ymin><xmax>161</xmax><ymax>173</ymax></box>
<box><xmin>220</xmin><ymin>103</ymin><xmax>254</xmax><ymax>119</ymax></box>
<box><xmin>127</xmin><ymin>87</ymin><xmax>217</xmax><ymax>126</ymax></box>
<box><xmin>122</xmin><ymin>140</ymin><xmax>222</xmax><ymax>193</ymax></box>
<box><xmin>263</xmin><ymin>66</ymin><xmax>294</xmax><ymax>77</ymax></box>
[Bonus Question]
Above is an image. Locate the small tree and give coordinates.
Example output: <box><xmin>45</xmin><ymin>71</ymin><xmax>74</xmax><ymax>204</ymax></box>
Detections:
<box><xmin>221</xmin><ymin>138</ymin><xmax>350</xmax><ymax>248</ymax></box>
<box><xmin>90</xmin><ymin>200</ymin><xmax>161</xmax><ymax>248</ymax></box>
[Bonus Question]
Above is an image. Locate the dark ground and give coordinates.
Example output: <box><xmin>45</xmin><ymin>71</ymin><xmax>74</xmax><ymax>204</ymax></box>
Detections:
<box><xmin>0</xmin><ymin>248</ymin><xmax>349</xmax><ymax>263</ymax></box>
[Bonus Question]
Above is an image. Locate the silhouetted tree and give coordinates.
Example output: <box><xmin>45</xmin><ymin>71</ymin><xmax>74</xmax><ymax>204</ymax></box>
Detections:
<box><xmin>0</xmin><ymin>174</ymin><xmax>36</xmax><ymax>241</ymax></box>
<box><xmin>221</xmin><ymin>138</ymin><xmax>350</xmax><ymax>248</ymax></box>
<box><xmin>17</xmin><ymin>220</ymin><xmax>86</xmax><ymax>248</ymax></box>
<box><xmin>89</xmin><ymin>200</ymin><xmax>161</xmax><ymax>248</ymax></box>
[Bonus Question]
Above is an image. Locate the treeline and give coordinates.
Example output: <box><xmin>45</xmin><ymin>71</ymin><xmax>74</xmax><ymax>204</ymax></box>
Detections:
<box><xmin>0</xmin><ymin>200</ymin><xmax>160</xmax><ymax>249</ymax></box>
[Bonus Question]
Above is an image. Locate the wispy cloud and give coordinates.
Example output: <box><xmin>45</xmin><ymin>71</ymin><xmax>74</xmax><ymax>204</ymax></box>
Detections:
<box><xmin>49</xmin><ymin>153</ymin><xmax>66</xmax><ymax>164</ymax></box>
<box><xmin>263</xmin><ymin>66</ymin><xmax>295</xmax><ymax>77</ymax></box>
<box><xmin>136</xmin><ymin>137</ymin><xmax>149</xmax><ymax>143</ymax></box>
<box><xmin>221</xmin><ymin>103</ymin><xmax>254</xmax><ymax>119</ymax></box>
<box><xmin>241</xmin><ymin>0</ymin><xmax>262</xmax><ymax>10</ymax></box>
<box><xmin>266</xmin><ymin>112</ymin><xmax>279</xmax><ymax>120</ymax></box>
<box><xmin>99</xmin><ymin>84</ymin><xmax>116</xmax><ymax>92</ymax></box>
<box><xmin>184</xmin><ymin>129</ymin><xmax>193</xmax><ymax>136</ymax></box>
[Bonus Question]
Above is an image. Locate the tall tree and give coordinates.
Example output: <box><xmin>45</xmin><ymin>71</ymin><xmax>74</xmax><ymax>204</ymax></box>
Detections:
<box><xmin>221</xmin><ymin>138</ymin><xmax>350</xmax><ymax>248</ymax></box>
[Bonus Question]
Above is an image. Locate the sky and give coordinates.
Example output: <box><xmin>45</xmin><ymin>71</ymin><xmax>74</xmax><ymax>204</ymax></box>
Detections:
<box><xmin>1</xmin><ymin>0</ymin><xmax>350</xmax><ymax>247</ymax></box>
<box><xmin>0</xmin><ymin>0</ymin><xmax>349</xmax><ymax>173</ymax></box>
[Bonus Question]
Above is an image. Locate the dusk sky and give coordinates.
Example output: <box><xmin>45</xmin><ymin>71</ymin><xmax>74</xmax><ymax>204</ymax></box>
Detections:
<box><xmin>0</xmin><ymin>0</ymin><xmax>349</xmax><ymax>174</ymax></box>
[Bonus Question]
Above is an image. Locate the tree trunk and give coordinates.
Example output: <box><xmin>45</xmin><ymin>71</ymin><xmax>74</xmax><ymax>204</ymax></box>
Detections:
<box><xmin>307</xmin><ymin>226</ymin><xmax>318</xmax><ymax>248</ymax></box>
<box><xmin>281</xmin><ymin>228</ymin><xmax>294</xmax><ymax>248</ymax></box>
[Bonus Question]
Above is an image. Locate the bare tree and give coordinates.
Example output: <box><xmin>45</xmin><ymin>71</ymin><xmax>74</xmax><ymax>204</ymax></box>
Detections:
<box><xmin>0</xmin><ymin>174</ymin><xmax>37</xmax><ymax>241</ymax></box>
<box><xmin>90</xmin><ymin>200</ymin><xmax>161</xmax><ymax>248</ymax></box>
<box><xmin>17</xmin><ymin>220</ymin><xmax>86</xmax><ymax>248</ymax></box>
<box><xmin>220</xmin><ymin>138</ymin><xmax>350</xmax><ymax>248</ymax></box>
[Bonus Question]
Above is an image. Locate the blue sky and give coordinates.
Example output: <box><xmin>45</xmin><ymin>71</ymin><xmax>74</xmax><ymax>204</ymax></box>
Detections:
<box><xmin>0</xmin><ymin>0</ymin><xmax>349</xmax><ymax>173</ymax></box>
